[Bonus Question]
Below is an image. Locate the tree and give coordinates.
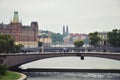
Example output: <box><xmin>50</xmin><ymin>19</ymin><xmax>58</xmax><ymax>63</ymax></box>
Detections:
<box><xmin>89</xmin><ymin>32</ymin><xmax>101</xmax><ymax>47</ymax></box>
<box><xmin>0</xmin><ymin>64</ymin><xmax>8</xmax><ymax>75</ymax></box>
<box><xmin>0</xmin><ymin>39</ymin><xmax>6</xmax><ymax>53</ymax></box>
<box><xmin>14</xmin><ymin>44</ymin><xmax>24</xmax><ymax>52</ymax></box>
<box><xmin>0</xmin><ymin>34</ymin><xmax>15</xmax><ymax>53</ymax></box>
<box><xmin>40</xmin><ymin>30</ymin><xmax>64</xmax><ymax>44</ymax></box>
<box><xmin>50</xmin><ymin>33</ymin><xmax>63</xmax><ymax>44</ymax></box>
<box><xmin>38</xmin><ymin>41</ymin><xmax>43</xmax><ymax>47</ymax></box>
<box><xmin>0</xmin><ymin>34</ymin><xmax>23</xmax><ymax>53</ymax></box>
<box><xmin>107</xmin><ymin>29</ymin><xmax>120</xmax><ymax>47</ymax></box>
<box><xmin>74</xmin><ymin>41</ymin><xmax>84</xmax><ymax>47</ymax></box>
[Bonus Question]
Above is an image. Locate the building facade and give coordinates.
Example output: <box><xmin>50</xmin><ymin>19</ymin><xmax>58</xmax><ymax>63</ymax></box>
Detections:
<box><xmin>0</xmin><ymin>12</ymin><xmax>38</xmax><ymax>47</ymax></box>
<box><xmin>63</xmin><ymin>33</ymin><xmax>88</xmax><ymax>45</ymax></box>
<box><xmin>98</xmin><ymin>32</ymin><xmax>108</xmax><ymax>46</ymax></box>
<box><xmin>38</xmin><ymin>32</ymin><xmax>52</xmax><ymax>47</ymax></box>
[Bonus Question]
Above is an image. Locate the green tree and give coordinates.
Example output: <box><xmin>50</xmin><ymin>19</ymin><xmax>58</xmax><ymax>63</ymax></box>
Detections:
<box><xmin>40</xmin><ymin>30</ymin><xmax>64</xmax><ymax>44</ymax></box>
<box><xmin>89</xmin><ymin>32</ymin><xmax>101</xmax><ymax>47</ymax></box>
<box><xmin>0</xmin><ymin>34</ymin><xmax>15</xmax><ymax>53</ymax></box>
<box><xmin>107</xmin><ymin>29</ymin><xmax>120</xmax><ymax>47</ymax></box>
<box><xmin>0</xmin><ymin>64</ymin><xmax>8</xmax><ymax>75</ymax></box>
<box><xmin>38</xmin><ymin>41</ymin><xmax>43</xmax><ymax>47</ymax></box>
<box><xmin>74</xmin><ymin>41</ymin><xmax>84</xmax><ymax>47</ymax></box>
<box><xmin>50</xmin><ymin>33</ymin><xmax>63</xmax><ymax>44</ymax></box>
<box><xmin>0</xmin><ymin>34</ymin><xmax>23</xmax><ymax>53</ymax></box>
<box><xmin>0</xmin><ymin>39</ymin><xmax>6</xmax><ymax>53</ymax></box>
<box><xmin>14</xmin><ymin>44</ymin><xmax>24</xmax><ymax>52</ymax></box>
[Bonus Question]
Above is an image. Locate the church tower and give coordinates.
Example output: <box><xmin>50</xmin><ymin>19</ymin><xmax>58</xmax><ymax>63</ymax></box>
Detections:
<box><xmin>63</xmin><ymin>25</ymin><xmax>69</xmax><ymax>36</ymax></box>
<box><xmin>63</xmin><ymin>25</ymin><xmax>65</xmax><ymax>36</ymax></box>
<box><xmin>66</xmin><ymin>25</ymin><xmax>69</xmax><ymax>35</ymax></box>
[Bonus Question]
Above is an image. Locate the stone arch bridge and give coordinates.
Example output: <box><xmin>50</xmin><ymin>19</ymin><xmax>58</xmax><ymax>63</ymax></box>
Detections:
<box><xmin>0</xmin><ymin>52</ymin><xmax>120</xmax><ymax>68</ymax></box>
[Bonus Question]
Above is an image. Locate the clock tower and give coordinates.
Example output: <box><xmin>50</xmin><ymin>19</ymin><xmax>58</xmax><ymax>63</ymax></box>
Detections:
<box><xmin>9</xmin><ymin>11</ymin><xmax>21</xmax><ymax>42</ymax></box>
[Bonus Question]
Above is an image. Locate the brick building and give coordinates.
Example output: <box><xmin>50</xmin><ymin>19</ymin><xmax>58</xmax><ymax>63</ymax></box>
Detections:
<box><xmin>0</xmin><ymin>12</ymin><xmax>38</xmax><ymax>47</ymax></box>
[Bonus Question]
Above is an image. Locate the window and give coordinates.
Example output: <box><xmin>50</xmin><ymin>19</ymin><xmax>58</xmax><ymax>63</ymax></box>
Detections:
<box><xmin>12</xmin><ymin>26</ymin><xmax>16</xmax><ymax>29</ymax></box>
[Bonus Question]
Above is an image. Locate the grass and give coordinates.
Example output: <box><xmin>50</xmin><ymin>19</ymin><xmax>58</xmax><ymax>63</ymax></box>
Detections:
<box><xmin>0</xmin><ymin>71</ymin><xmax>21</xmax><ymax>80</ymax></box>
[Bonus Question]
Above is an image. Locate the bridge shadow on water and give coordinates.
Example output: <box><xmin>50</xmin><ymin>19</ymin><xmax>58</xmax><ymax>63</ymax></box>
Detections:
<box><xmin>21</xmin><ymin>68</ymin><xmax>120</xmax><ymax>73</ymax></box>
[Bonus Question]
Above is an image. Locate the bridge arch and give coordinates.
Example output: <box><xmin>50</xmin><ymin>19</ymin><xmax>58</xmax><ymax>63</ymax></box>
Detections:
<box><xmin>0</xmin><ymin>52</ymin><xmax>120</xmax><ymax>68</ymax></box>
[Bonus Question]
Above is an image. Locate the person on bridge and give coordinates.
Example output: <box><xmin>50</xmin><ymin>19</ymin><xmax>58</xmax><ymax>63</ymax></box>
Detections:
<box><xmin>63</xmin><ymin>48</ymin><xmax>69</xmax><ymax>52</ymax></box>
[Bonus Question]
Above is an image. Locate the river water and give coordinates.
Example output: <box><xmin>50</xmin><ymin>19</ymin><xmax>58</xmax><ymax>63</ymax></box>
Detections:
<box><xmin>20</xmin><ymin>56</ymin><xmax>120</xmax><ymax>80</ymax></box>
<box><xmin>24</xmin><ymin>72</ymin><xmax>120</xmax><ymax>80</ymax></box>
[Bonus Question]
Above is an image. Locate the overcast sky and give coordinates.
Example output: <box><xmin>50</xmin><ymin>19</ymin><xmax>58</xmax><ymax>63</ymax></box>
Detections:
<box><xmin>0</xmin><ymin>0</ymin><xmax>120</xmax><ymax>34</ymax></box>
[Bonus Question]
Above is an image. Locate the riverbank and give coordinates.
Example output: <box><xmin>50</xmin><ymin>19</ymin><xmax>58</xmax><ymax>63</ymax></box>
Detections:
<box><xmin>0</xmin><ymin>71</ymin><xmax>20</xmax><ymax>80</ymax></box>
<box><xmin>17</xmin><ymin>72</ymin><xmax>27</xmax><ymax>80</ymax></box>
<box><xmin>0</xmin><ymin>71</ymin><xmax>27</xmax><ymax>80</ymax></box>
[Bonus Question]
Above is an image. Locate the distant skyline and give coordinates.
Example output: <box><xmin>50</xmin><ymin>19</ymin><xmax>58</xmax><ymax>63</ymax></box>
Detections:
<box><xmin>0</xmin><ymin>0</ymin><xmax>120</xmax><ymax>34</ymax></box>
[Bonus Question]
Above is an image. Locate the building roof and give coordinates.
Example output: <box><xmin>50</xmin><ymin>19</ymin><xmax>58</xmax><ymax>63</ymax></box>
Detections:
<box><xmin>0</xmin><ymin>23</ymin><xmax>9</xmax><ymax>29</ymax></box>
<box><xmin>22</xmin><ymin>26</ymin><xmax>32</xmax><ymax>31</ymax></box>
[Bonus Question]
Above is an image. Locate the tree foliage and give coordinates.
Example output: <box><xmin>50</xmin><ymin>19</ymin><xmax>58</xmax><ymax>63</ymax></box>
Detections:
<box><xmin>38</xmin><ymin>41</ymin><xmax>43</xmax><ymax>47</ymax></box>
<box><xmin>50</xmin><ymin>33</ymin><xmax>63</xmax><ymax>44</ymax></box>
<box><xmin>0</xmin><ymin>34</ymin><xmax>15</xmax><ymax>53</ymax></box>
<box><xmin>40</xmin><ymin>30</ymin><xmax>64</xmax><ymax>44</ymax></box>
<box><xmin>107</xmin><ymin>29</ymin><xmax>120</xmax><ymax>47</ymax></box>
<box><xmin>14</xmin><ymin>44</ymin><xmax>24</xmax><ymax>52</ymax></box>
<box><xmin>74</xmin><ymin>41</ymin><xmax>84</xmax><ymax>47</ymax></box>
<box><xmin>89</xmin><ymin>32</ymin><xmax>101</xmax><ymax>47</ymax></box>
<box><xmin>0</xmin><ymin>64</ymin><xmax>8</xmax><ymax>75</ymax></box>
<box><xmin>0</xmin><ymin>34</ymin><xmax>23</xmax><ymax>53</ymax></box>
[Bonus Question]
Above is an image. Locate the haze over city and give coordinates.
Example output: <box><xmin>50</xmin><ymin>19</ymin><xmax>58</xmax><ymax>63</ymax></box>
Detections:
<box><xmin>0</xmin><ymin>0</ymin><xmax>120</xmax><ymax>34</ymax></box>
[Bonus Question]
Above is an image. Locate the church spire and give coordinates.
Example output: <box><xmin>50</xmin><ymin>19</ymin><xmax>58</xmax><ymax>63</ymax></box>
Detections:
<box><xmin>12</xmin><ymin>11</ymin><xmax>19</xmax><ymax>23</ymax></box>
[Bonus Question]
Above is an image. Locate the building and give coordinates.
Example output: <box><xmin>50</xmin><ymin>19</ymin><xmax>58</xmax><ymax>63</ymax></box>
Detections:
<box><xmin>63</xmin><ymin>33</ymin><xmax>88</xmax><ymax>45</ymax></box>
<box><xmin>70</xmin><ymin>33</ymin><xmax>88</xmax><ymax>42</ymax></box>
<box><xmin>63</xmin><ymin>35</ymin><xmax>71</xmax><ymax>44</ymax></box>
<box><xmin>0</xmin><ymin>12</ymin><xmax>38</xmax><ymax>47</ymax></box>
<box><xmin>98</xmin><ymin>32</ymin><xmax>108</xmax><ymax>46</ymax></box>
<box><xmin>38</xmin><ymin>32</ymin><xmax>52</xmax><ymax>47</ymax></box>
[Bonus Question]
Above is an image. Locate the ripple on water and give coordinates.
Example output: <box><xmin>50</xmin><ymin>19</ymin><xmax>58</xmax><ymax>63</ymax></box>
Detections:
<box><xmin>24</xmin><ymin>72</ymin><xmax>120</xmax><ymax>80</ymax></box>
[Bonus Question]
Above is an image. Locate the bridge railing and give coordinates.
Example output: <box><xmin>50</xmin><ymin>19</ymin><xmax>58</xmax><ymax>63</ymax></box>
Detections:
<box><xmin>18</xmin><ymin>47</ymin><xmax>120</xmax><ymax>53</ymax></box>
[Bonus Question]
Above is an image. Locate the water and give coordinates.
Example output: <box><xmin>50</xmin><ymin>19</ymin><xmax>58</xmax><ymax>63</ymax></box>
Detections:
<box><xmin>24</xmin><ymin>72</ymin><xmax>120</xmax><ymax>80</ymax></box>
<box><xmin>20</xmin><ymin>57</ymin><xmax>120</xmax><ymax>80</ymax></box>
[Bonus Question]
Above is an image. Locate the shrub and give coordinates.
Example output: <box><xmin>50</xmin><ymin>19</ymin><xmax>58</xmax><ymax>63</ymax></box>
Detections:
<box><xmin>0</xmin><ymin>64</ymin><xmax>8</xmax><ymax>75</ymax></box>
